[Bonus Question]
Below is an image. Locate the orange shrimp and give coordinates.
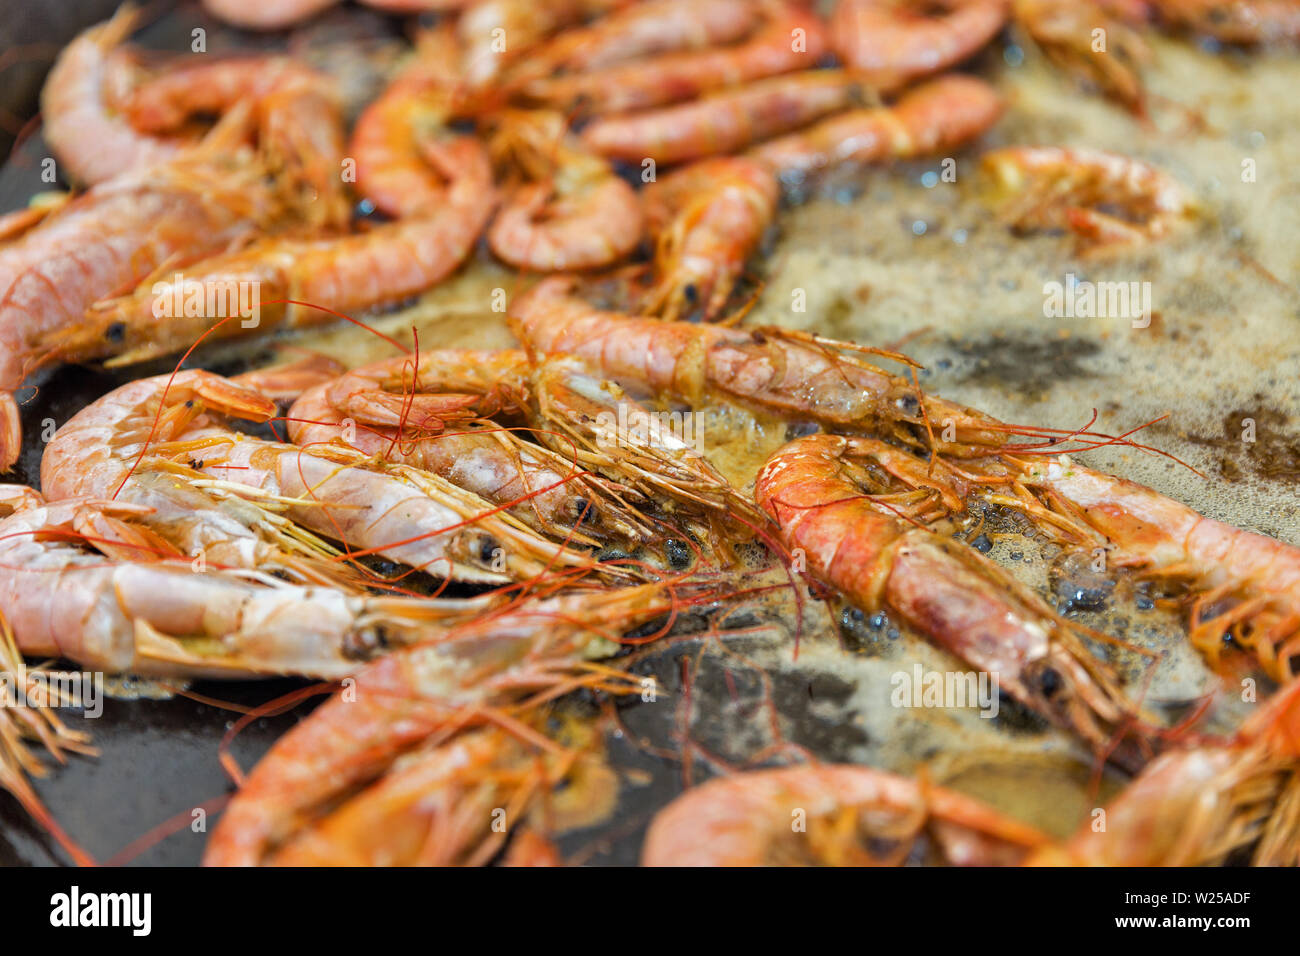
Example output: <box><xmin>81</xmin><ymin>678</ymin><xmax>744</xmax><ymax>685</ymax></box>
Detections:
<box><xmin>751</xmin><ymin>74</ymin><xmax>1004</xmax><ymax>177</ymax></box>
<box><xmin>640</xmin><ymin>156</ymin><xmax>778</xmax><ymax>321</ymax></box>
<box><xmin>982</xmin><ymin>146</ymin><xmax>1198</xmax><ymax>256</ymax></box>
<box><xmin>39</xmin><ymin>365</ymin><xmax>353</xmax><ymax>581</ymax></box>
<box><xmin>199</xmin><ymin>0</ymin><xmax>471</xmax><ymax>31</ymax></box>
<box><xmin>38</xmin><ymin>8</ymin><xmax>186</xmax><ymax>186</ymax></box>
<box><xmin>0</xmin><ymin>146</ymin><xmax>280</xmax><ymax>471</ymax></box>
<box><xmin>457</xmin><ymin>0</ymin><xmax>610</xmax><ymax>92</ymax></box>
<box><xmin>1000</xmin><ymin>455</ymin><xmax>1300</xmax><ymax>682</ymax></box>
<box><xmin>506</xmin><ymin>0</ymin><xmax>756</xmax><ymax>86</ymax></box>
<box><xmin>0</xmin><ymin>497</ymin><xmax>489</xmax><ymax>678</ymax></box>
<box><xmin>1013</xmin><ymin>0</ymin><xmax>1152</xmax><ymax>114</ymax></box>
<box><xmin>120</xmin><ymin>55</ymin><xmax>350</xmax><ymax>228</ymax></box>
<box><xmin>1152</xmin><ymin>0</ymin><xmax>1300</xmax><ymax>43</ymax></box>
<box><xmin>830</xmin><ymin>0</ymin><xmax>1010</xmax><ymax>89</ymax></box>
<box><xmin>40</xmin><ymin>137</ymin><xmax>495</xmax><ymax>370</ymax></box>
<box><xmin>642</xmin><ymin>763</ymin><xmax>1051</xmax><ymax>865</ymax></box>
<box><xmin>287</xmin><ymin>349</ymin><xmax>656</xmax><ymax>548</ymax></box>
<box><xmin>1032</xmin><ymin>680</ymin><xmax>1300</xmax><ymax>865</ymax></box>
<box><xmin>755</xmin><ymin>433</ymin><xmax>1149</xmax><ymax>763</ymax></box>
<box><xmin>349</xmin><ymin>27</ymin><xmax>473</xmax><ymax>220</ymax></box>
<box><xmin>511</xmin><ymin>277</ymin><xmax>1008</xmax><ymax>456</ymax></box>
<box><xmin>487</xmin><ymin>110</ymin><xmax>644</xmax><ymax>271</ymax></box>
<box><xmin>202</xmin><ymin>583</ymin><xmax>693</xmax><ymax>864</ymax></box>
<box><xmin>579</xmin><ymin>70</ymin><xmax>866</xmax><ymax>166</ymax></box>
<box><xmin>520</xmin><ymin>1</ymin><xmax>827</xmax><ymax>115</ymax></box>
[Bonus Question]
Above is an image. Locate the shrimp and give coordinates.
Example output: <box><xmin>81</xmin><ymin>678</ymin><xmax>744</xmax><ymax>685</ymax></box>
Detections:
<box><xmin>506</xmin><ymin>0</ymin><xmax>756</xmax><ymax>86</ymax></box>
<box><xmin>755</xmin><ymin>433</ymin><xmax>1150</xmax><ymax>764</ymax></box>
<box><xmin>0</xmin><ymin>497</ymin><xmax>491</xmax><ymax>679</ymax></box>
<box><xmin>287</xmin><ymin>350</ymin><xmax>658</xmax><ymax>548</ymax></box>
<box><xmin>39</xmin><ymin>137</ymin><xmax>495</xmax><ymax>370</ymax></box>
<box><xmin>829</xmin><ymin>0</ymin><xmax>1010</xmax><ymax>89</ymax></box>
<box><xmin>203</xmin><ymin>583</ymin><xmax>698</xmax><ymax>864</ymax></box>
<box><xmin>1032</xmin><ymin>680</ymin><xmax>1300</xmax><ymax>865</ymax></box>
<box><xmin>40</xmin><ymin>364</ymin><xmax>359</xmax><ymax>585</ymax></box>
<box><xmin>981</xmin><ymin>146</ymin><xmax>1198</xmax><ymax>256</ymax></box>
<box><xmin>1013</xmin><ymin>0</ymin><xmax>1152</xmax><ymax>114</ymax></box>
<box><xmin>520</xmin><ymin>1</ymin><xmax>827</xmax><ymax>116</ymax></box>
<box><xmin>579</xmin><ymin>70</ymin><xmax>866</xmax><ymax>166</ymax></box>
<box><xmin>642</xmin><ymin>763</ymin><xmax>1051</xmax><ymax>865</ymax></box>
<box><xmin>121</xmin><ymin>55</ymin><xmax>350</xmax><ymax>228</ymax></box>
<box><xmin>1151</xmin><ymin>0</ymin><xmax>1300</xmax><ymax>43</ymax></box>
<box><xmin>640</xmin><ymin>156</ymin><xmax>778</xmax><ymax>322</ymax></box>
<box><xmin>457</xmin><ymin>0</ymin><xmax>606</xmax><ymax>92</ymax></box>
<box><xmin>349</xmin><ymin>26</ymin><xmax>482</xmax><ymax>220</ymax></box>
<box><xmin>751</xmin><ymin>74</ymin><xmax>1004</xmax><ymax>178</ymax></box>
<box><xmin>0</xmin><ymin>147</ymin><xmax>280</xmax><ymax>471</ymax></box>
<box><xmin>38</xmin><ymin>8</ymin><xmax>185</xmax><ymax>186</ymax></box>
<box><xmin>511</xmin><ymin>277</ymin><xmax>1009</xmax><ymax>457</ymax></box>
<box><xmin>199</xmin><ymin>0</ymin><xmax>470</xmax><ymax>31</ymax></box>
<box><xmin>1000</xmin><ymin>455</ymin><xmax>1300</xmax><ymax>682</ymax></box>
<box><xmin>487</xmin><ymin>110</ymin><xmax>644</xmax><ymax>271</ymax></box>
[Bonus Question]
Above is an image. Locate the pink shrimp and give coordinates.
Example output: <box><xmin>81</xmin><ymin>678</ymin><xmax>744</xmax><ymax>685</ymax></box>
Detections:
<box><xmin>199</xmin><ymin>0</ymin><xmax>471</xmax><ymax>31</ymax></box>
<box><xmin>0</xmin><ymin>147</ymin><xmax>280</xmax><ymax>471</ymax></box>
<box><xmin>507</xmin><ymin>0</ymin><xmax>756</xmax><ymax>86</ymax></box>
<box><xmin>520</xmin><ymin>1</ymin><xmax>827</xmax><ymax>115</ymax></box>
<box><xmin>580</xmin><ymin>70</ymin><xmax>866</xmax><ymax>166</ymax></box>
<box><xmin>1152</xmin><ymin>0</ymin><xmax>1300</xmax><ymax>43</ymax></box>
<box><xmin>38</xmin><ymin>8</ymin><xmax>186</xmax><ymax>186</ymax></box>
<box><xmin>203</xmin><ymin>583</ymin><xmax>693</xmax><ymax>864</ymax></box>
<box><xmin>487</xmin><ymin>110</ymin><xmax>644</xmax><ymax>271</ymax></box>
<box><xmin>751</xmin><ymin>74</ymin><xmax>1004</xmax><ymax>177</ymax></box>
<box><xmin>642</xmin><ymin>763</ymin><xmax>1051</xmax><ymax>865</ymax></box>
<box><xmin>829</xmin><ymin>0</ymin><xmax>1010</xmax><ymax>89</ymax></box>
<box><xmin>982</xmin><ymin>146</ymin><xmax>1199</xmax><ymax>256</ymax></box>
<box><xmin>640</xmin><ymin>156</ymin><xmax>779</xmax><ymax>321</ymax></box>
<box><xmin>0</xmin><ymin>496</ymin><xmax>488</xmax><ymax>678</ymax></box>
<box><xmin>38</xmin><ymin>137</ymin><xmax>495</xmax><ymax>370</ymax></box>
<box><xmin>755</xmin><ymin>433</ymin><xmax>1150</xmax><ymax>763</ymax></box>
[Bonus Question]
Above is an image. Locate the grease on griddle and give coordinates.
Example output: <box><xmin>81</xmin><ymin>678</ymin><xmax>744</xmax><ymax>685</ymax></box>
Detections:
<box><xmin>1188</xmin><ymin>402</ymin><xmax>1300</xmax><ymax>485</ymax></box>
<box><xmin>944</xmin><ymin>333</ymin><xmax>1103</xmax><ymax>399</ymax></box>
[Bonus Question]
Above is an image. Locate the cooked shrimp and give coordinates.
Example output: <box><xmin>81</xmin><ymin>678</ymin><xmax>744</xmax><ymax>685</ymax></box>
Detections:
<box><xmin>40</xmin><ymin>364</ymin><xmax>359</xmax><ymax>584</ymax></box>
<box><xmin>287</xmin><ymin>349</ymin><xmax>657</xmax><ymax>547</ymax></box>
<box><xmin>1152</xmin><ymin>0</ymin><xmax>1300</xmax><ymax>43</ymax></box>
<box><xmin>830</xmin><ymin>0</ymin><xmax>1010</xmax><ymax>89</ymax></box>
<box><xmin>1013</xmin><ymin>0</ymin><xmax>1152</xmax><ymax>114</ymax></box>
<box><xmin>40</xmin><ymin>138</ymin><xmax>495</xmax><ymax>370</ymax></box>
<box><xmin>580</xmin><ymin>70</ymin><xmax>865</xmax><ymax>166</ymax></box>
<box><xmin>1033</xmin><ymin>680</ymin><xmax>1300</xmax><ymax>865</ymax></box>
<box><xmin>641</xmin><ymin>156</ymin><xmax>778</xmax><ymax>321</ymax></box>
<box><xmin>0</xmin><ymin>150</ymin><xmax>279</xmax><ymax>471</ymax></box>
<box><xmin>642</xmin><ymin>763</ymin><xmax>1051</xmax><ymax>865</ymax></box>
<box><xmin>458</xmin><ymin>0</ymin><xmax>602</xmax><ymax>91</ymax></box>
<box><xmin>349</xmin><ymin>26</ymin><xmax>475</xmax><ymax>219</ymax></box>
<box><xmin>203</xmin><ymin>583</ymin><xmax>693</xmax><ymax>864</ymax></box>
<box><xmin>982</xmin><ymin>146</ymin><xmax>1198</xmax><ymax>255</ymax></box>
<box><xmin>751</xmin><ymin>74</ymin><xmax>1004</xmax><ymax>177</ymax></box>
<box><xmin>507</xmin><ymin>0</ymin><xmax>755</xmax><ymax>86</ymax></box>
<box><xmin>39</xmin><ymin>8</ymin><xmax>185</xmax><ymax>186</ymax></box>
<box><xmin>755</xmin><ymin>434</ymin><xmax>1149</xmax><ymax>763</ymax></box>
<box><xmin>521</xmin><ymin>1</ymin><xmax>826</xmax><ymax>115</ymax></box>
<box><xmin>488</xmin><ymin>110</ymin><xmax>643</xmax><ymax>271</ymax></box>
<box><xmin>511</xmin><ymin>278</ymin><xmax>1009</xmax><ymax>457</ymax></box>
<box><xmin>1002</xmin><ymin>455</ymin><xmax>1300</xmax><ymax>682</ymax></box>
<box><xmin>200</xmin><ymin>0</ymin><xmax>470</xmax><ymax>31</ymax></box>
<box><xmin>122</xmin><ymin>55</ymin><xmax>350</xmax><ymax>228</ymax></box>
<box><xmin>0</xmin><ymin>498</ymin><xmax>490</xmax><ymax>678</ymax></box>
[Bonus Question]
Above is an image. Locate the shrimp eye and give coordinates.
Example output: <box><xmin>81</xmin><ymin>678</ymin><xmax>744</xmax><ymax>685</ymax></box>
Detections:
<box><xmin>664</xmin><ymin>538</ymin><xmax>691</xmax><ymax>570</ymax></box>
<box><xmin>478</xmin><ymin>535</ymin><xmax>500</xmax><ymax>563</ymax></box>
<box><xmin>682</xmin><ymin>283</ymin><xmax>698</xmax><ymax>304</ymax></box>
<box><xmin>105</xmin><ymin>322</ymin><xmax>126</xmax><ymax>343</ymax></box>
<box><xmin>1038</xmin><ymin>666</ymin><xmax>1063</xmax><ymax>699</ymax></box>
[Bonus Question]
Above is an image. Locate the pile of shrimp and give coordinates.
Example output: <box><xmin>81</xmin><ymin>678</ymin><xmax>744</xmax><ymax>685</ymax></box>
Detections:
<box><xmin>1</xmin><ymin>0</ymin><xmax>1297</xmax><ymax>867</ymax></box>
